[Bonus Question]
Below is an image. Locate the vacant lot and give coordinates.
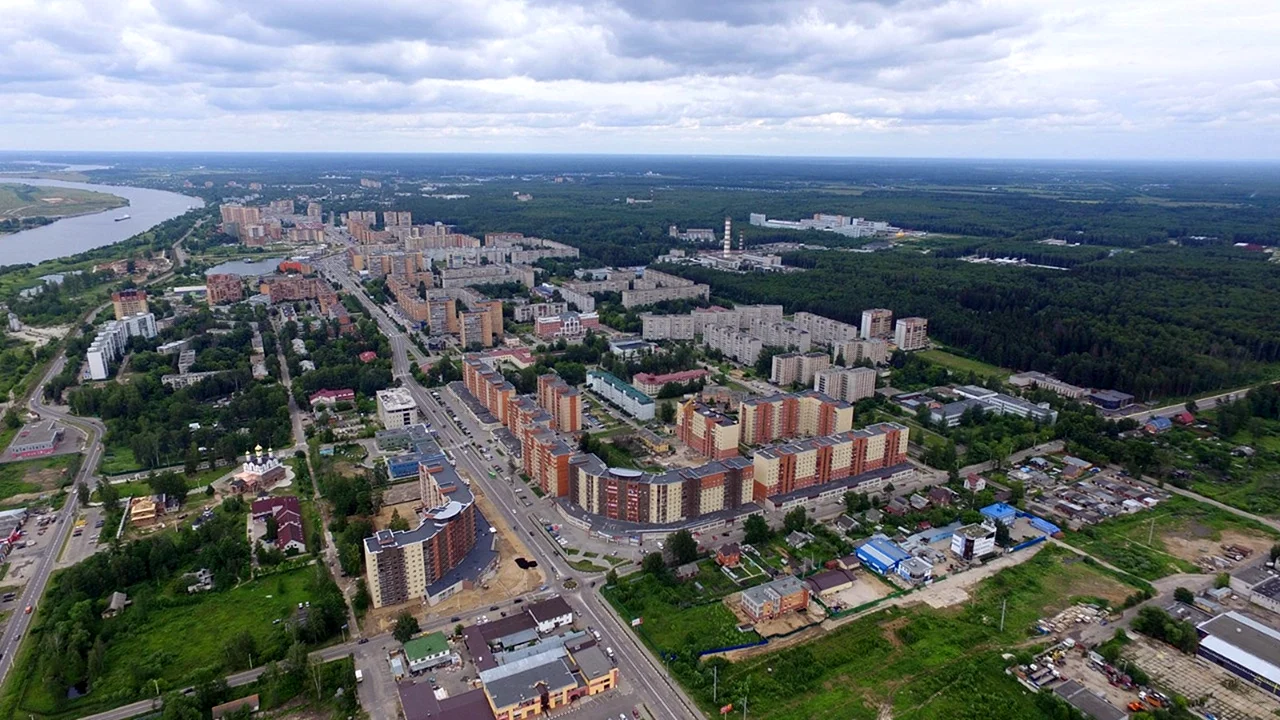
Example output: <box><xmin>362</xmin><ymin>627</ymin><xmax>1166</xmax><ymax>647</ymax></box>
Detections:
<box><xmin>918</xmin><ymin>348</ymin><xmax>1010</xmax><ymax>380</ymax></box>
<box><xmin>666</xmin><ymin>545</ymin><xmax>1145</xmax><ymax>720</ymax></box>
<box><xmin>0</xmin><ymin>454</ymin><xmax>75</xmax><ymax>503</ymax></box>
<box><xmin>1062</xmin><ymin>495</ymin><xmax>1279</xmax><ymax>579</ymax></box>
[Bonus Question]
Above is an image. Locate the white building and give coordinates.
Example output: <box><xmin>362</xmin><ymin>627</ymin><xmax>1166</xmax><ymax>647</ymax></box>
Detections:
<box><xmin>85</xmin><ymin>312</ymin><xmax>157</xmax><ymax>380</ymax></box>
<box><xmin>860</xmin><ymin>308</ymin><xmax>893</xmax><ymax>340</ymax></box>
<box><xmin>950</xmin><ymin>523</ymin><xmax>996</xmax><ymax>560</ymax></box>
<box><xmin>833</xmin><ymin>338</ymin><xmax>889</xmax><ymax>367</ymax></box>
<box><xmin>792</xmin><ymin>312</ymin><xmax>860</xmax><ymax>347</ymax></box>
<box><xmin>813</xmin><ymin>366</ymin><xmax>876</xmax><ymax>403</ymax></box>
<box><xmin>376</xmin><ymin>388</ymin><xmax>418</xmax><ymax>429</ymax></box>
<box><xmin>526</xmin><ymin>597</ymin><xmax>574</xmax><ymax>634</ymax></box>
<box><xmin>586</xmin><ymin>370</ymin><xmax>655</xmax><ymax>420</ymax></box>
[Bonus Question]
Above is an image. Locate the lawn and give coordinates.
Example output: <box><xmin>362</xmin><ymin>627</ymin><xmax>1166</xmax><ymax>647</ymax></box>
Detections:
<box><xmin>0</xmin><ymin>454</ymin><xmax>75</xmax><ymax>502</ymax></box>
<box><xmin>8</xmin><ymin>566</ymin><xmax>318</xmax><ymax>719</ymax></box>
<box><xmin>604</xmin><ymin>560</ymin><xmax>761</xmax><ymax>656</ymax></box>
<box><xmin>672</xmin><ymin>545</ymin><xmax>1143</xmax><ymax>720</ymax></box>
<box><xmin>0</xmin><ymin>183</ymin><xmax>126</xmax><ymax>220</ymax></box>
<box><xmin>98</xmin><ymin>445</ymin><xmax>140</xmax><ymax>475</ymax></box>
<box><xmin>918</xmin><ymin>348</ymin><xmax>1011</xmax><ymax>380</ymax></box>
<box><xmin>1061</xmin><ymin>495</ymin><xmax>1278</xmax><ymax>580</ymax></box>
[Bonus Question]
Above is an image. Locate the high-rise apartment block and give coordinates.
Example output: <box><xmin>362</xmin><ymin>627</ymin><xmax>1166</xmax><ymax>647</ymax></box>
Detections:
<box><xmin>111</xmin><ymin>288</ymin><xmax>148</xmax><ymax>320</ymax></box>
<box><xmin>383</xmin><ymin>211</ymin><xmax>412</xmax><ymax>227</ymax></box>
<box><xmin>86</xmin><ymin>313</ymin><xmax>157</xmax><ymax>380</ymax></box>
<box><xmin>894</xmin><ymin>317</ymin><xmax>929</xmax><ymax>351</ymax></box>
<box><xmin>861</xmin><ymin>308</ymin><xmax>894</xmax><ymax>340</ymax></box>
<box><xmin>676</xmin><ymin>400</ymin><xmax>741</xmax><ymax>460</ymax></box>
<box><xmin>537</xmin><ymin>373</ymin><xmax>582</xmax><ymax>433</ymax></box>
<box><xmin>792</xmin><ymin>312</ymin><xmax>860</xmax><ymax>347</ymax></box>
<box><xmin>459</xmin><ymin>311</ymin><xmax>496</xmax><ymax>349</ymax></box>
<box><xmin>364</xmin><ymin>459</ymin><xmax>477</xmax><ymax>608</ymax></box>
<box><xmin>376</xmin><ymin>388</ymin><xmax>418</xmax><ymax>429</ymax></box>
<box><xmin>569</xmin><ymin>454</ymin><xmax>755</xmax><ymax>525</ymax></box>
<box><xmin>833</xmin><ymin>338</ymin><xmax>889</xmax><ymax>367</ymax></box>
<box><xmin>206</xmin><ymin>274</ymin><xmax>243</xmax><ymax>305</ymax></box>
<box><xmin>752</xmin><ymin>422</ymin><xmax>909</xmax><ymax>500</ymax></box>
<box><xmin>739</xmin><ymin>391</ymin><xmax>853</xmax><ymax>445</ymax></box>
<box><xmin>306</xmin><ymin>201</ymin><xmax>322</xmax><ymax>218</ymax></box>
<box><xmin>814</xmin><ymin>367</ymin><xmax>876</xmax><ymax>403</ymax></box>
<box><xmin>770</xmin><ymin>351</ymin><xmax>830</xmax><ymax>386</ymax></box>
<box><xmin>704</xmin><ymin>325</ymin><xmax>764</xmax><ymax>366</ymax></box>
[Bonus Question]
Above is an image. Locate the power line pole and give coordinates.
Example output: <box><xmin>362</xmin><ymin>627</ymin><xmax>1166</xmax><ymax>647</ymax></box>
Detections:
<box><xmin>1000</xmin><ymin>598</ymin><xmax>1007</xmax><ymax>632</ymax></box>
<box><xmin>713</xmin><ymin>665</ymin><xmax>718</xmax><ymax>704</ymax></box>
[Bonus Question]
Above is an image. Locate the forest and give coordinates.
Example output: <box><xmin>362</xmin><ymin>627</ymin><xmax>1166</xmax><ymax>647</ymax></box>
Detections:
<box><xmin>663</xmin><ymin>244</ymin><xmax>1280</xmax><ymax>400</ymax></box>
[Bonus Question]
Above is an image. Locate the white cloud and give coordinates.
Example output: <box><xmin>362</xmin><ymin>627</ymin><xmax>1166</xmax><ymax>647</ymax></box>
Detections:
<box><xmin>0</xmin><ymin>0</ymin><xmax>1276</xmax><ymax>157</ymax></box>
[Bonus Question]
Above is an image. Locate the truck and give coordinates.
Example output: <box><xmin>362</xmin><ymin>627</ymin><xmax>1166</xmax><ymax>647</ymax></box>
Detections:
<box><xmin>355</xmin><ymin>669</ymin><xmax>363</xmax><ymax>684</ymax></box>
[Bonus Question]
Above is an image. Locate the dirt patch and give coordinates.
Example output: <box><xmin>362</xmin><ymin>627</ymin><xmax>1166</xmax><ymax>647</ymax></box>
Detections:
<box><xmin>880</xmin><ymin>615</ymin><xmax>909</xmax><ymax>648</ymax></box>
<box><xmin>722</xmin><ymin>592</ymin><xmax>823</xmax><ymax>638</ymax></box>
<box><xmin>1163</xmin><ymin>528</ymin><xmax>1275</xmax><ymax>565</ymax></box>
<box><xmin>373</xmin><ymin>499</ymin><xmax>419</xmax><ymax>531</ymax></box>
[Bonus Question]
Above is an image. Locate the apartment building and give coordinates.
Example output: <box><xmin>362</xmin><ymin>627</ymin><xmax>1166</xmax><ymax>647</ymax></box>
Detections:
<box><xmin>771</xmin><ymin>351</ymin><xmax>830</xmax><ymax>386</ymax></box>
<box><xmin>287</xmin><ymin>223</ymin><xmax>325</xmax><ymax>244</ymax></box>
<box><xmin>428</xmin><ymin>298</ymin><xmax>458</xmax><ymax>335</ymax></box>
<box><xmin>523</xmin><ymin>428</ymin><xmax>576</xmax><ymax>497</ymax></box>
<box><xmin>86</xmin><ymin>313</ymin><xmax>157</xmax><ymax>380</ymax></box>
<box><xmin>640</xmin><ymin>304</ymin><xmax>784</xmax><ymax>341</ymax></box>
<box><xmin>463</xmin><ymin>358</ymin><xmax>517</xmax><ymax>427</ymax></box>
<box><xmin>632</xmin><ymin>368</ymin><xmax>710</xmax><ymax>396</ymax></box>
<box><xmin>740</xmin><ymin>576</ymin><xmax>810</xmax><ymax>622</ymax></box>
<box><xmin>752</xmin><ymin>422</ymin><xmax>910</xmax><ymax>500</ymax></box>
<box><xmin>364</xmin><ymin>460</ymin><xmax>478</xmax><ymax>608</ymax></box>
<box><xmin>747</xmin><ymin>318</ymin><xmax>811</xmax><ymax>352</ymax></box>
<box><xmin>813</xmin><ymin>366</ymin><xmax>876</xmax><ymax>403</ymax></box>
<box><xmin>383</xmin><ymin>210</ymin><xmax>412</xmax><ymax>227</ymax></box>
<box><xmin>619</xmin><ymin>268</ymin><xmax>710</xmax><ymax>309</ymax></box>
<box><xmin>894</xmin><ymin>317</ymin><xmax>929</xmax><ymax>351</ymax></box>
<box><xmin>832</xmin><ymin>338</ymin><xmax>889</xmax><ymax>367</ymax></box>
<box><xmin>703</xmin><ymin>325</ymin><xmax>763</xmax><ymax>366</ymax></box>
<box><xmin>514</xmin><ymin>301</ymin><xmax>568</xmax><ymax>323</ymax></box>
<box><xmin>537</xmin><ymin>374</ymin><xmax>582</xmax><ymax>433</ymax></box>
<box><xmin>860</xmin><ymin>308</ymin><xmax>894</xmax><ymax>340</ymax></box>
<box><xmin>219</xmin><ymin>203</ymin><xmax>261</xmax><ymax>232</ymax></box>
<box><xmin>306</xmin><ymin>201</ymin><xmax>322</xmax><ymax>218</ymax></box>
<box><xmin>459</xmin><ymin>310</ymin><xmax>497</xmax><ymax>349</ymax></box>
<box><xmin>376</xmin><ymin>388</ymin><xmax>418</xmax><ymax>429</ymax></box>
<box><xmin>675</xmin><ymin>400</ymin><xmax>741</xmax><ymax>460</ymax></box>
<box><xmin>555</xmin><ymin>285</ymin><xmax>596</xmax><ymax>313</ymax></box>
<box><xmin>585</xmin><ymin>370</ymin><xmax>654</xmax><ymax>420</ymax></box>
<box><xmin>534</xmin><ymin>311</ymin><xmax>600</xmax><ymax>340</ymax></box>
<box><xmin>111</xmin><ymin>288</ymin><xmax>148</xmax><ymax>320</ymax></box>
<box><xmin>739</xmin><ymin>391</ymin><xmax>853</xmax><ymax>445</ymax></box>
<box><xmin>569</xmin><ymin>454</ymin><xmax>755</xmax><ymax>524</ymax></box>
<box><xmin>439</xmin><ymin>264</ymin><xmax>535</xmax><ymax>290</ymax></box>
<box><xmin>792</xmin><ymin>312</ymin><xmax>861</xmax><ymax>347</ymax></box>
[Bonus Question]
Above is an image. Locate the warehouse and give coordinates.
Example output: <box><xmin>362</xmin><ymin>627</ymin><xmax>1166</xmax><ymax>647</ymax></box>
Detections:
<box><xmin>1196</xmin><ymin>611</ymin><xmax>1280</xmax><ymax>698</ymax></box>
<box><xmin>855</xmin><ymin>534</ymin><xmax>910</xmax><ymax>575</ymax></box>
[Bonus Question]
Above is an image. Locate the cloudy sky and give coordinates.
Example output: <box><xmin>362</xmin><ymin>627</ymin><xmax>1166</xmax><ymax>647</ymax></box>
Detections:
<box><xmin>2</xmin><ymin>0</ymin><xmax>1277</xmax><ymax>158</ymax></box>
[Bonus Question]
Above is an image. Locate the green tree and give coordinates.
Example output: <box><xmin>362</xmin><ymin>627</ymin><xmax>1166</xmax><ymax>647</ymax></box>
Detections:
<box><xmin>658</xmin><ymin>401</ymin><xmax>676</xmax><ymax>424</ymax></box>
<box><xmin>641</xmin><ymin>552</ymin><xmax>667</xmax><ymax>576</ymax></box>
<box><xmin>389</xmin><ymin>509</ymin><xmax>410</xmax><ymax>532</ymax></box>
<box><xmin>352</xmin><ymin>579</ymin><xmax>371</xmax><ymax>615</ymax></box>
<box><xmin>1271</xmin><ymin>543</ymin><xmax>1280</xmax><ymax>562</ymax></box>
<box><xmin>184</xmin><ymin>442</ymin><xmax>200</xmax><ymax>476</ymax></box>
<box><xmin>783</xmin><ymin>507</ymin><xmax>808</xmax><ymax>533</ymax></box>
<box><xmin>1215</xmin><ymin>572</ymin><xmax>1231</xmax><ymax>589</ymax></box>
<box><xmin>1173</xmin><ymin>587</ymin><xmax>1195</xmax><ymax>604</ymax></box>
<box><xmin>605</xmin><ymin>568</ymin><xmax>619</xmax><ymax>586</ymax></box>
<box><xmin>667</xmin><ymin>530</ymin><xmax>698</xmax><ymax>564</ymax></box>
<box><xmin>393</xmin><ymin>612</ymin><xmax>420</xmax><ymax>643</ymax></box>
<box><xmin>994</xmin><ymin>522</ymin><xmax>1012</xmax><ymax>547</ymax></box>
<box><xmin>265</xmin><ymin>513</ymin><xmax>279</xmax><ymax>542</ymax></box>
<box><xmin>744</xmin><ymin>514</ymin><xmax>772</xmax><ymax>544</ymax></box>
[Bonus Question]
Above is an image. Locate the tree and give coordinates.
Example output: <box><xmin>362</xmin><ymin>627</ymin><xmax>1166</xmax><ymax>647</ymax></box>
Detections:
<box><xmin>994</xmin><ymin>522</ymin><xmax>1012</xmax><ymax>548</ymax></box>
<box><xmin>184</xmin><ymin>442</ymin><xmax>200</xmax><ymax>476</ymax></box>
<box><xmin>265</xmin><ymin>513</ymin><xmax>279</xmax><ymax>542</ymax></box>
<box><xmin>98</xmin><ymin>478</ymin><xmax>121</xmax><ymax>513</ymax></box>
<box><xmin>389</xmin><ymin>509</ymin><xmax>410</xmax><ymax>532</ymax></box>
<box><xmin>783</xmin><ymin>507</ymin><xmax>808</xmax><ymax>533</ymax></box>
<box><xmin>579</xmin><ymin>431</ymin><xmax>593</xmax><ymax>454</ymax></box>
<box><xmin>641</xmin><ymin>552</ymin><xmax>667</xmax><ymax>576</ymax></box>
<box><xmin>605</xmin><ymin>568</ymin><xmax>619</xmax><ymax>586</ymax></box>
<box><xmin>393</xmin><ymin>612</ymin><xmax>420</xmax><ymax>643</ymax></box>
<box><xmin>744</xmin><ymin>514</ymin><xmax>772</xmax><ymax>544</ymax></box>
<box><xmin>1173</xmin><ymin>587</ymin><xmax>1195</xmax><ymax>604</ymax></box>
<box><xmin>1271</xmin><ymin>543</ymin><xmax>1280</xmax><ymax>563</ymax></box>
<box><xmin>658</xmin><ymin>401</ymin><xmax>676</xmax><ymax>424</ymax></box>
<box><xmin>667</xmin><ymin>530</ymin><xmax>698</xmax><ymax>564</ymax></box>
<box><xmin>1215</xmin><ymin>572</ymin><xmax>1231</xmax><ymax>589</ymax></box>
<box><xmin>352</xmin><ymin>579</ymin><xmax>371</xmax><ymax>615</ymax></box>
<box><xmin>1185</xmin><ymin>399</ymin><xmax>1199</xmax><ymax>414</ymax></box>
<box><xmin>454</xmin><ymin>624</ymin><xmax>465</xmax><ymax>638</ymax></box>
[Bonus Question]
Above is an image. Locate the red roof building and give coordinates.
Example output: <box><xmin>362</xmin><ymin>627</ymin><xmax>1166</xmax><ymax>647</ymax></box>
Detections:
<box><xmin>250</xmin><ymin>496</ymin><xmax>305</xmax><ymax>554</ymax></box>
<box><xmin>359</xmin><ymin>351</ymin><xmax>378</xmax><ymax>363</ymax></box>
<box><xmin>309</xmin><ymin>388</ymin><xmax>355</xmax><ymax>407</ymax></box>
<box><xmin>1173</xmin><ymin>411</ymin><xmax>1196</xmax><ymax>425</ymax></box>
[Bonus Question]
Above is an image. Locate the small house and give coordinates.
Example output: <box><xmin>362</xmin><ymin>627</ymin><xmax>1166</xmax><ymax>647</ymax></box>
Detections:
<box><xmin>927</xmin><ymin>487</ymin><xmax>958</xmax><ymax>507</ymax></box>
<box><xmin>102</xmin><ymin>591</ymin><xmax>130</xmax><ymax>618</ymax></box>
<box><xmin>716</xmin><ymin>543</ymin><xmax>743</xmax><ymax>568</ymax></box>
<box><xmin>963</xmin><ymin>474</ymin><xmax>987</xmax><ymax>492</ymax></box>
<box><xmin>1144</xmin><ymin>416</ymin><xmax>1173</xmax><ymax>434</ymax></box>
<box><xmin>786</xmin><ymin>531</ymin><xmax>813</xmax><ymax>550</ymax></box>
<box><xmin>908</xmin><ymin>493</ymin><xmax>930</xmax><ymax>511</ymax></box>
<box><xmin>1173</xmin><ymin>411</ymin><xmax>1195</xmax><ymax>426</ymax></box>
<box><xmin>834</xmin><ymin>514</ymin><xmax>860</xmax><ymax>534</ymax></box>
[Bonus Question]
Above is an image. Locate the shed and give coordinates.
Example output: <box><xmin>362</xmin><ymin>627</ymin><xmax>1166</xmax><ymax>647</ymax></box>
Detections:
<box><xmin>102</xmin><ymin>591</ymin><xmax>129</xmax><ymax>619</ymax></box>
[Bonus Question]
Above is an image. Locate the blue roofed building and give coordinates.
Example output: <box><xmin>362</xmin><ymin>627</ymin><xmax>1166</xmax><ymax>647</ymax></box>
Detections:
<box><xmin>1144</xmin><ymin>416</ymin><xmax>1174</xmax><ymax>434</ymax></box>
<box><xmin>856</xmin><ymin>534</ymin><xmax>910</xmax><ymax>575</ymax></box>
<box><xmin>980</xmin><ymin>502</ymin><xmax>1017</xmax><ymax>526</ymax></box>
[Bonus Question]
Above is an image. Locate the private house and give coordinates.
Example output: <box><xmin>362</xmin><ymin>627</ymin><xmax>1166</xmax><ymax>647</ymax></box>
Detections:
<box><xmin>527</xmin><ymin>597</ymin><xmax>574</xmax><ymax>634</ymax></box>
<box><xmin>716</xmin><ymin>543</ymin><xmax>743</xmax><ymax>568</ymax></box>
<box><xmin>740</xmin><ymin>576</ymin><xmax>810</xmax><ymax>622</ymax></box>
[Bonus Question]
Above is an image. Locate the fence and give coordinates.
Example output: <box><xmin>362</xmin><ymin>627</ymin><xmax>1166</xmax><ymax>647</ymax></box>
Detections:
<box><xmin>1009</xmin><ymin>535</ymin><xmax>1047</xmax><ymax>553</ymax></box>
<box><xmin>696</xmin><ymin>638</ymin><xmax>769</xmax><ymax>658</ymax></box>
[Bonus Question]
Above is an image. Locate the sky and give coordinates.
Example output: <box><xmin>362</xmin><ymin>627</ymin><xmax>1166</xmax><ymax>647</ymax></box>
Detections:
<box><xmin>1</xmin><ymin>0</ymin><xmax>1278</xmax><ymax>159</ymax></box>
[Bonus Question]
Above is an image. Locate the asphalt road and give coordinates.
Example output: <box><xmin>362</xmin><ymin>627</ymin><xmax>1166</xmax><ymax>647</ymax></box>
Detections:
<box><xmin>0</xmin><ymin>355</ymin><xmax>105</xmax><ymax>685</ymax></box>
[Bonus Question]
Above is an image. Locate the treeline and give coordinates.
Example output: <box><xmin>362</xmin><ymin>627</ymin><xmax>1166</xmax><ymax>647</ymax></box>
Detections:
<box><xmin>664</xmin><ymin>245</ymin><xmax>1280</xmax><ymax>399</ymax></box>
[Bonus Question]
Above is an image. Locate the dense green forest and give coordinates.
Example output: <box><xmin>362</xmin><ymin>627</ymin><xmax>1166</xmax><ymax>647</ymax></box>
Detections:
<box><xmin>664</xmin><ymin>245</ymin><xmax>1280</xmax><ymax>400</ymax></box>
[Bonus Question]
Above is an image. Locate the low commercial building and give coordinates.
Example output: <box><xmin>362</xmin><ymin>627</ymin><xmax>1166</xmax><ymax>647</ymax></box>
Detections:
<box><xmin>479</xmin><ymin>644</ymin><xmax>618</xmax><ymax>720</ymax></box>
<box><xmin>1249</xmin><ymin>576</ymin><xmax>1280</xmax><ymax>615</ymax></box>
<box><xmin>1196</xmin><ymin>612</ymin><xmax>1280</xmax><ymax>698</ymax></box>
<box><xmin>950</xmin><ymin>523</ymin><xmax>996</xmax><ymax>560</ymax></box>
<box><xmin>740</xmin><ymin>576</ymin><xmax>810</xmax><ymax>622</ymax></box>
<box><xmin>526</xmin><ymin>596</ymin><xmax>574</xmax><ymax>634</ymax></box>
<box><xmin>6</xmin><ymin>420</ymin><xmax>64</xmax><ymax>458</ymax></box>
<box><xmin>1007</xmin><ymin>371</ymin><xmax>1088</xmax><ymax>399</ymax></box>
<box><xmin>632</xmin><ymin>368</ymin><xmax>709</xmax><ymax>397</ymax></box>
<box><xmin>377</xmin><ymin>388</ymin><xmax>418</xmax><ymax>429</ymax></box>
<box><xmin>980</xmin><ymin>502</ymin><xmax>1017</xmax><ymax>526</ymax></box>
<box><xmin>404</xmin><ymin>632</ymin><xmax>454</xmax><ymax>673</ymax></box>
<box><xmin>309</xmin><ymin>388</ymin><xmax>355</xmax><ymax>408</ymax></box>
<box><xmin>585</xmin><ymin>370</ymin><xmax>654</xmax><ymax>421</ymax></box>
<box><xmin>856</xmin><ymin>535</ymin><xmax>910</xmax><ymax>575</ymax></box>
<box><xmin>1088</xmin><ymin>389</ymin><xmax>1135</xmax><ymax>410</ymax></box>
<box><xmin>930</xmin><ymin>385</ymin><xmax>1058</xmax><ymax>426</ymax></box>
<box><xmin>534</xmin><ymin>311</ymin><xmax>600</xmax><ymax>340</ymax></box>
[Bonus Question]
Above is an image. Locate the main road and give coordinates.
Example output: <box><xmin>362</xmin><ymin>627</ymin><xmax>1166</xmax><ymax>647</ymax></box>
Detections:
<box><xmin>316</xmin><ymin>255</ymin><xmax>704</xmax><ymax>720</ymax></box>
<box><xmin>0</xmin><ymin>354</ymin><xmax>105</xmax><ymax>685</ymax></box>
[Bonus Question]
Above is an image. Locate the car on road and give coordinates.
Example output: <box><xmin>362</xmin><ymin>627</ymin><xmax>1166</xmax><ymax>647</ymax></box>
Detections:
<box><xmin>24</xmin><ymin>605</ymin><xmax>32</xmax><ymax>615</ymax></box>
<box><xmin>358</xmin><ymin>638</ymin><xmax>368</xmax><ymax>644</ymax></box>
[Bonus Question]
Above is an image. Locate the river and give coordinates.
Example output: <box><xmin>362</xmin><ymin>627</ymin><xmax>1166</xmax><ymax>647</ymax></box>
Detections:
<box><xmin>0</xmin><ymin>178</ymin><xmax>204</xmax><ymax>266</ymax></box>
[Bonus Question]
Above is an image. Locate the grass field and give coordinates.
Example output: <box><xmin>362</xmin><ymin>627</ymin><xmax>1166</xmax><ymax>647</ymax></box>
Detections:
<box><xmin>0</xmin><ymin>454</ymin><xmax>75</xmax><ymax>502</ymax></box>
<box><xmin>0</xmin><ymin>183</ymin><xmax>126</xmax><ymax>221</ymax></box>
<box><xmin>98</xmin><ymin>445</ymin><xmax>139</xmax><ymax>475</ymax></box>
<box><xmin>8</xmin><ymin>566</ymin><xmax>317</xmax><ymax>719</ymax></box>
<box><xmin>1061</xmin><ymin>495</ymin><xmax>1279</xmax><ymax>580</ymax></box>
<box><xmin>918</xmin><ymin>348</ymin><xmax>1011</xmax><ymax>380</ymax></box>
<box><xmin>677</xmin><ymin>545</ymin><xmax>1142</xmax><ymax>720</ymax></box>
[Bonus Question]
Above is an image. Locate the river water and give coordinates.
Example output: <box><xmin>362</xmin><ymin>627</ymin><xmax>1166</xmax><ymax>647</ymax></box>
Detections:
<box><xmin>0</xmin><ymin>178</ymin><xmax>203</xmax><ymax>266</ymax></box>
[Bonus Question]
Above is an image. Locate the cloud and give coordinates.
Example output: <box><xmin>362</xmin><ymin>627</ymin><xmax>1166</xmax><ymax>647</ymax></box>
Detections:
<box><xmin>0</xmin><ymin>0</ymin><xmax>1277</xmax><ymax>157</ymax></box>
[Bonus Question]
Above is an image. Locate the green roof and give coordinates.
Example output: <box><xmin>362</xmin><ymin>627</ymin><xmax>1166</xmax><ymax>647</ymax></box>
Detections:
<box><xmin>403</xmin><ymin>631</ymin><xmax>449</xmax><ymax>660</ymax></box>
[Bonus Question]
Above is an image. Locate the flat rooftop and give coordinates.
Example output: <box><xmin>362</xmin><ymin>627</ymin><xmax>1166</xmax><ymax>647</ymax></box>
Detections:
<box><xmin>1197</xmin><ymin>611</ymin><xmax>1280</xmax><ymax>687</ymax></box>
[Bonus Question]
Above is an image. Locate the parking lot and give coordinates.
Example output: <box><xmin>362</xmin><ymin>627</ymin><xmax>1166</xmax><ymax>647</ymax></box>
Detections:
<box><xmin>1127</xmin><ymin>637</ymin><xmax>1280</xmax><ymax>720</ymax></box>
